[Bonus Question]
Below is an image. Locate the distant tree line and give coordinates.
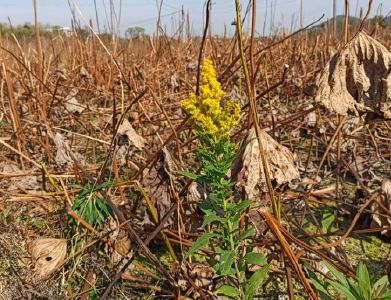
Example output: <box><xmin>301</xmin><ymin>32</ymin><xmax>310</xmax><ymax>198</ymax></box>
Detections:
<box><xmin>0</xmin><ymin>22</ymin><xmax>151</xmax><ymax>40</ymax></box>
<box><xmin>0</xmin><ymin>22</ymin><xmax>89</xmax><ymax>39</ymax></box>
<box><xmin>125</xmin><ymin>26</ymin><xmax>149</xmax><ymax>39</ymax></box>
<box><xmin>309</xmin><ymin>15</ymin><xmax>391</xmax><ymax>34</ymax></box>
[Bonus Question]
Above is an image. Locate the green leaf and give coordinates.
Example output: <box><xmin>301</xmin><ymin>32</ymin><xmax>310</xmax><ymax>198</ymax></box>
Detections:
<box><xmin>307</xmin><ymin>269</ymin><xmax>333</xmax><ymax>300</ymax></box>
<box><xmin>321</xmin><ymin>211</ymin><xmax>336</xmax><ymax>233</ymax></box>
<box><xmin>218</xmin><ymin>250</ymin><xmax>235</xmax><ymax>275</ymax></box>
<box><xmin>238</xmin><ymin>257</ymin><xmax>247</xmax><ymax>273</ymax></box>
<box><xmin>71</xmin><ymin>196</ymin><xmax>83</xmax><ymax>209</ymax></box>
<box><xmin>323</xmin><ymin>261</ymin><xmax>349</xmax><ymax>287</ymax></box>
<box><xmin>373</xmin><ymin>276</ymin><xmax>389</xmax><ymax>298</ymax></box>
<box><xmin>198</xmin><ymin>200</ymin><xmax>213</xmax><ymax>212</ymax></box>
<box><xmin>87</xmin><ymin>198</ymin><xmax>94</xmax><ymax>225</ymax></box>
<box><xmin>347</xmin><ymin>278</ymin><xmax>362</xmax><ymax>300</ymax></box>
<box><xmin>231</xmin><ymin>213</ymin><xmax>241</xmax><ymax>232</ymax></box>
<box><xmin>245</xmin><ymin>265</ymin><xmax>269</xmax><ymax>300</ymax></box>
<box><xmin>202</xmin><ymin>211</ymin><xmax>226</xmax><ymax>226</ymax></box>
<box><xmin>186</xmin><ymin>232</ymin><xmax>216</xmax><ymax>257</ymax></box>
<box><xmin>69</xmin><ymin>183</ymin><xmax>83</xmax><ymax>189</ymax></box>
<box><xmin>379</xmin><ymin>290</ymin><xmax>391</xmax><ymax>300</ymax></box>
<box><xmin>237</xmin><ymin>227</ymin><xmax>256</xmax><ymax>242</ymax></box>
<box><xmin>356</xmin><ymin>262</ymin><xmax>371</xmax><ymax>299</ymax></box>
<box><xmin>95</xmin><ymin>180</ymin><xmax>113</xmax><ymax>190</ymax></box>
<box><xmin>176</xmin><ymin>170</ymin><xmax>199</xmax><ymax>180</ymax></box>
<box><xmin>244</xmin><ymin>252</ymin><xmax>267</xmax><ymax>266</ymax></box>
<box><xmin>228</xmin><ymin>199</ymin><xmax>252</xmax><ymax>214</ymax></box>
<box><xmin>215</xmin><ymin>285</ymin><xmax>239</xmax><ymax>299</ymax></box>
<box><xmin>327</xmin><ymin>280</ymin><xmax>357</xmax><ymax>300</ymax></box>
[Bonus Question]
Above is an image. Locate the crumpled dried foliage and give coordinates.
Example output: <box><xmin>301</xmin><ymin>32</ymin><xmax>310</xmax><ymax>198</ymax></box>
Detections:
<box><xmin>27</xmin><ymin>238</ymin><xmax>67</xmax><ymax>281</ymax></box>
<box><xmin>117</xmin><ymin>118</ymin><xmax>145</xmax><ymax>150</ymax></box>
<box><xmin>187</xmin><ymin>182</ymin><xmax>206</xmax><ymax>203</ymax></box>
<box><xmin>53</xmin><ymin>132</ymin><xmax>86</xmax><ymax>169</ymax></box>
<box><xmin>115</xmin><ymin>118</ymin><xmax>146</xmax><ymax>166</ymax></box>
<box><xmin>316</xmin><ymin>31</ymin><xmax>391</xmax><ymax>118</ymax></box>
<box><xmin>0</xmin><ymin>163</ymin><xmax>39</xmax><ymax>191</ymax></box>
<box><xmin>370</xmin><ymin>179</ymin><xmax>391</xmax><ymax>237</ymax></box>
<box><xmin>141</xmin><ymin>147</ymin><xmax>176</xmax><ymax>230</ymax></box>
<box><xmin>107</xmin><ymin>219</ymin><xmax>132</xmax><ymax>266</ymax></box>
<box><xmin>64</xmin><ymin>89</ymin><xmax>85</xmax><ymax>114</ymax></box>
<box><xmin>232</xmin><ymin>127</ymin><xmax>300</xmax><ymax>201</ymax></box>
<box><xmin>177</xmin><ymin>263</ymin><xmax>219</xmax><ymax>299</ymax></box>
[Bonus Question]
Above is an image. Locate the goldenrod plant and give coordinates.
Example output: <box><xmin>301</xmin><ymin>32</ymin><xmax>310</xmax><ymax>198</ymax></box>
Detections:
<box><xmin>180</xmin><ymin>60</ymin><xmax>268</xmax><ymax>299</ymax></box>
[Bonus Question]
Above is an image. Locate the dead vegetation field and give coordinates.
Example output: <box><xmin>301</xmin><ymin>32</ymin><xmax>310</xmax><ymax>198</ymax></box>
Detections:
<box><xmin>1</xmin><ymin>4</ymin><xmax>391</xmax><ymax>299</ymax></box>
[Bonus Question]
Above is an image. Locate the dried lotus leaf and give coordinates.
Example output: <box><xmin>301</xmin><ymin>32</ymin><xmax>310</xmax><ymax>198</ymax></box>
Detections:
<box><xmin>233</xmin><ymin>127</ymin><xmax>299</xmax><ymax>201</ymax></box>
<box><xmin>53</xmin><ymin>132</ymin><xmax>87</xmax><ymax>169</ymax></box>
<box><xmin>64</xmin><ymin>89</ymin><xmax>84</xmax><ymax>114</ymax></box>
<box><xmin>370</xmin><ymin>179</ymin><xmax>391</xmax><ymax>237</ymax></box>
<box><xmin>117</xmin><ymin>118</ymin><xmax>145</xmax><ymax>150</ymax></box>
<box><xmin>316</xmin><ymin>31</ymin><xmax>391</xmax><ymax>118</ymax></box>
<box><xmin>27</xmin><ymin>238</ymin><xmax>67</xmax><ymax>280</ymax></box>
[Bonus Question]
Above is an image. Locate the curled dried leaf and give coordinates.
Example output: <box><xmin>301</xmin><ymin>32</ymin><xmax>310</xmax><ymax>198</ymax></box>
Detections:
<box><xmin>115</xmin><ymin>118</ymin><xmax>146</xmax><ymax>166</ymax></box>
<box><xmin>382</xmin><ymin>178</ymin><xmax>391</xmax><ymax>198</ymax></box>
<box><xmin>80</xmin><ymin>66</ymin><xmax>90</xmax><ymax>78</ymax></box>
<box><xmin>65</xmin><ymin>89</ymin><xmax>85</xmax><ymax>114</ymax></box>
<box><xmin>117</xmin><ymin>118</ymin><xmax>145</xmax><ymax>150</ymax></box>
<box><xmin>141</xmin><ymin>147</ymin><xmax>176</xmax><ymax>229</ymax></box>
<box><xmin>27</xmin><ymin>238</ymin><xmax>67</xmax><ymax>280</ymax></box>
<box><xmin>316</xmin><ymin>31</ymin><xmax>391</xmax><ymax>118</ymax></box>
<box><xmin>187</xmin><ymin>182</ymin><xmax>206</xmax><ymax>202</ymax></box>
<box><xmin>0</xmin><ymin>163</ymin><xmax>39</xmax><ymax>191</ymax></box>
<box><xmin>370</xmin><ymin>179</ymin><xmax>391</xmax><ymax>237</ymax></box>
<box><xmin>233</xmin><ymin>127</ymin><xmax>299</xmax><ymax>200</ymax></box>
<box><xmin>53</xmin><ymin>133</ymin><xmax>87</xmax><ymax>169</ymax></box>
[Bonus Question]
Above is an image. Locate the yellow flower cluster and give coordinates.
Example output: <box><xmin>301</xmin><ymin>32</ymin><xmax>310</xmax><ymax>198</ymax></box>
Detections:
<box><xmin>181</xmin><ymin>60</ymin><xmax>240</xmax><ymax>141</ymax></box>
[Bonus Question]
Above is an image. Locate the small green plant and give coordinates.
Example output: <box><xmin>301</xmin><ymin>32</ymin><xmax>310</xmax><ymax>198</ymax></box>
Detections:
<box><xmin>310</xmin><ymin>261</ymin><xmax>391</xmax><ymax>300</ymax></box>
<box><xmin>321</xmin><ymin>210</ymin><xmax>338</xmax><ymax>234</ymax></box>
<box><xmin>180</xmin><ymin>60</ymin><xmax>268</xmax><ymax>299</ymax></box>
<box><xmin>1</xmin><ymin>205</ymin><xmax>12</xmax><ymax>225</ymax></box>
<box><xmin>0</xmin><ymin>120</ymin><xmax>10</xmax><ymax>128</ymax></box>
<box><xmin>70</xmin><ymin>180</ymin><xmax>113</xmax><ymax>229</ymax></box>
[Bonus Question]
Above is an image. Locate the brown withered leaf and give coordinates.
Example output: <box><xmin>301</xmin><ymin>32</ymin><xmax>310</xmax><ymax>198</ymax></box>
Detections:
<box><xmin>141</xmin><ymin>147</ymin><xmax>176</xmax><ymax>230</ymax></box>
<box><xmin>232</xmin><ymin>127</ymin><xmax>299</xmax><ymax>201</ymax></box>
<box><xmin>80</xmin><ymin>66</ymin><xmax>90</xmax><ymax>78</ymax></box>
<box><xmin>0</xmin><ymin>163</ymin><xmax>39</xmax><ymax>191</ymax></box>
<box><xmin>64</xmin><ymin>89</ymin><xmax>85</xmax><ymax>114</ymax></box>
<box><xmin>53</xmin><ymin>132</ymin><xmax>87</xmax><ymax>169</ymax></box>
<box><xmin>370</xmin><ymin>179</ymin><xmax>391</xmax><ymax>237</ymax></box>
<box><xmin>187</xmin><ymin>182</ymin><xmax>206</xmax><ymax>203</ymax></box>
<box><xmin>115</xmin><ymin>118</ymin><xmax>146</xmax><ymax>166</ymax></box>
<box><xmin>27</xmin><ymin>238</ymin><xmax>67</xmax><ymax>281</ymax></box>
<box><xmin>316</xmin><ymin>31</ymin><xmax>391</xmax><ymax>118</ymax></box>
<box><xmin>177</xmin><ymin>263</ymin><xmax>218</xmax><ymax>299</ymax></box>
<box><xmin>117</xmin><ymin>118</ymin><xmax>145</xmax><ymax>150</ymax></box>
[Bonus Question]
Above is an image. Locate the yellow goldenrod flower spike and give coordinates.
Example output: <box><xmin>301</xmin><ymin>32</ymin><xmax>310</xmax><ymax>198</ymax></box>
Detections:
<box><xmin>181</xmin><ymin>59</ymin><xmax>240</xmax><ymax>141</ymax></box>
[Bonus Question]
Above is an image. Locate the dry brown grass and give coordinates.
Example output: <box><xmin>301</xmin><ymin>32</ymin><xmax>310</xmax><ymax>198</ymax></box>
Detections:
<box><xmin>1</xmin><ymin>19</ymin><xmax>391</xmax><ymax>299</ymax></box>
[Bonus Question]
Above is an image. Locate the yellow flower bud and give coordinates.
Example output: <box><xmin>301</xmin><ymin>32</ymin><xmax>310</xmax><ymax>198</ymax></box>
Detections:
<box><xmin>181</xmin><ymin>60</ymin><xmax>240</xmax><ymax>141</ymax></box>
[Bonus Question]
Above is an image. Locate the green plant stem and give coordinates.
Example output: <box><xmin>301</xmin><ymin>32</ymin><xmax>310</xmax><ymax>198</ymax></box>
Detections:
<box><xmin>224</xmin><ymin>198</ymin><xmax>245</xmax><ymax>298</ymax></box>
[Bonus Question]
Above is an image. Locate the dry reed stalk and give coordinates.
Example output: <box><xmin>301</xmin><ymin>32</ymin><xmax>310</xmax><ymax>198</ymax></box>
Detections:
<box><xmin>344</xmin><ymin>0</ymin><xmax>350</xmax><ymax>43</ymax></box>
<box><xmin>234</xmin><ymin>0</ymin><xmax>277</xmax><ymax>216</ymax></box>
<box><xmin>0</xmin><ymin>2</ymin><xmax>390</xmax><ymax>297</ymax></box>
<box><xmin>315</xmin><ymin>115</ymin><xmax>347</xmax><ymax>177</ymax></box>
<box><xmin>121</xmin><ymin>273</ymin><xmax>174</xmax><ymax>296</ymax></box>
<box><xmin>1</xmin><ymin>67</ymin><xmax>26</xmax><ymax>169</ymax></box>
<box><xmin>258</xmin><ymin>208</ymin><xmax>318</xmax><ymax>300</ymax></box>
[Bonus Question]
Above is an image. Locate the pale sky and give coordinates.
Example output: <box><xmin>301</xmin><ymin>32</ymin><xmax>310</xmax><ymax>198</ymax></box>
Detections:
<box><xmin>0</xmin><ymin>0</ymin><xmax>390</xmax><ymax>35</ymax></box>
